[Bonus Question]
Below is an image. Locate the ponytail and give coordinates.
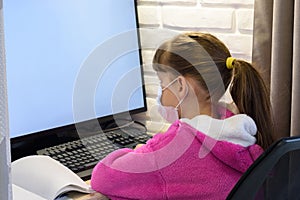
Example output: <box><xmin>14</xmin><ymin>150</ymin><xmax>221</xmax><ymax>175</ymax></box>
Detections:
<box><xmin>229</xmin><ymin>60</ymin><xmax>274</xmax><ymax>150</ymax></box>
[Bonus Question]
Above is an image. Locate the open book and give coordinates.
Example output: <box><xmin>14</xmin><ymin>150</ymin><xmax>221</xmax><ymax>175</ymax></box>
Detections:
<box><xmin>12</xmin><ymin>155</ymin><xmax>93</xmax><ymax>200</ymax></box>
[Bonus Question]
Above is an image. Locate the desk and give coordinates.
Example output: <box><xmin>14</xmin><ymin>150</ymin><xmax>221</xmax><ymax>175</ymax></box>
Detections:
<box><xmin>67</xmin><ymin>181</ymin><xmax>109</xmax><ymax>200</ymax></box>
<box><xmin>68</xmin><ymin>191</ymin><xmax>109</xmax><ymax>200</ymax></box>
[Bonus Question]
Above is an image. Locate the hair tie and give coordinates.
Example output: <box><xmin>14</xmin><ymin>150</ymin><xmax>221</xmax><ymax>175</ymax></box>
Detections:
<box><xmin>226</xmin><ymin>57</ymin><xmax>235</xmax><ymax>69</ymax></box>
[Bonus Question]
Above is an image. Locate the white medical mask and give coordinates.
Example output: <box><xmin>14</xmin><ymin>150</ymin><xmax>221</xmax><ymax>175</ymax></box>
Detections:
<box><xmin>156</xmin><ymin>77</ymin><xmax>188</xmax><ymax>123</ymax></box>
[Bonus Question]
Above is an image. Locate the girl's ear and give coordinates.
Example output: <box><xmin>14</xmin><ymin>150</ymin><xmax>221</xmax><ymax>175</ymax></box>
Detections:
<box><xmin>177</xmin><ymin>76</ymin><xmax>188</xmax><ymax>98</ymax></box>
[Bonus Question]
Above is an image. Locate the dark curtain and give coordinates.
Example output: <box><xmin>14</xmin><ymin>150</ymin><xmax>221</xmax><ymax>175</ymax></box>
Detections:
<box><xmin>252</xmin><ymin>0</ymin><xmax>300</xmax><ymax>140</ymax></box>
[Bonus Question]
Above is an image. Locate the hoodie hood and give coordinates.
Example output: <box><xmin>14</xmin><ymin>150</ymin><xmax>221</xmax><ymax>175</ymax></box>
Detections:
<box><xmin>181</xmin><ymin>114</ymin><xmax>257</xmax><ymax>147</ymax></box>
<box><xmin>180</xmin><ymin>114</ymin><xmax>263</xmax><ymax>173</ymax></box>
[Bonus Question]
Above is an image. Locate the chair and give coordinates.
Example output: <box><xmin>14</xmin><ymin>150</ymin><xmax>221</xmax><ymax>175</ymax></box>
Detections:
<box><xmin>227</xmin><ymin>136</ymin><xmax>300</xmax><ymax>200</ymax></box>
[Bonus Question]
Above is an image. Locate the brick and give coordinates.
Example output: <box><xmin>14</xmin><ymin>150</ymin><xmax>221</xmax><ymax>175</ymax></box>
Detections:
<box><xmin>137</xmin><ymin>0</ymin><xmax>160</xmax><ymax>5</ymax></box>
<box><xmin>162</xmin><ymin>6</ymin><xmax>234</xmax><ymax>29</ymax></box>
<box><xmin>144</xmin><ymin>75</ymin><xmax>160</xmax><ymax>86</ymax></box>
<box><xmin>231</xmin><ymin>53</ymin><xmax>252</xmax><ymax>63</ymax></box>
<box><xmin>145</xmin><ymin>81</ymin><xmax>159</xmax><ymax>97</ymax></box>
<box><xmin>215</xmin><ymin>33</ymin><xmax>253</xmax><ymax>56</ymax></box>
<box><xmin>161</xmin><ymin>0</ymin><xmax>197</xmax><ymax>5</ymax></box>
<box><xmin>142</xmin><ymin>58</ymin><xmax>157</xmax><ymax>75</ymax></box>
<box><xmin>236</xmin><ymin>9</ymin><xmax>254</xmax><ymax>32</ymax></box>
<box><xmin>201</xmin><ymin>0</ymin><xmax>254</xmax><ymax>6</ymax></box>
<box><xmin>139</xmin><ymin>28</ymin><xmax>180</xmax><ymax>50</ymax></box>
<box><xmin>141</xmin><ymin>50</ymin><xmax>155</xmax><ymax>65</ymax></box>
<box><xmin>137</xmin><ymin>6</ymin><xmax>161</xmax><ymax>26</ymax></box>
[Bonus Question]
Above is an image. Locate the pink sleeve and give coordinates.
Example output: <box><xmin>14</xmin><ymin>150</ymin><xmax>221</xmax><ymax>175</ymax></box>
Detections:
<box><xmin>90</xmin><ymin>123</ymin><xmax>179</xmax><ymax>199</ymax></box>
<box><xmin>90</xmin><ymin>151</ymin><xmax>163</xmax><ymax>199</ymax></box>
<box><xmin>90</xmin><ymin>135</ymin><xmax>170</xmax><ymax>199</ymax></box>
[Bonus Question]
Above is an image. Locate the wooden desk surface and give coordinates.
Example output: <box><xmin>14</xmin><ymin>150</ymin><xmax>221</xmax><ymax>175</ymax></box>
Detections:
<box><xmin>67</xmin><ymin>192</ymin><xmax>109</xmax><ymax>200</ymax></box>
<box><xmin>67</xmin><ymin>181</ymin><xmax>109</xmax><ymax>200</ymax></box>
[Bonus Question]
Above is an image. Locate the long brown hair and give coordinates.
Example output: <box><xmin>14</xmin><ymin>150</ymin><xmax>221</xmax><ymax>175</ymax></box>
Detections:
<box><xmin>153</xmin><ymin>32</ymin><xmax>274</xmax><ymax>149</ymax></box>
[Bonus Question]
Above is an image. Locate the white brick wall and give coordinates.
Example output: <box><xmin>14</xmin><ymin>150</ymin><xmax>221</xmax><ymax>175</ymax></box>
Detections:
<box><xmin>162</xmin><ymin>7</ymin><xmax>234</xmax><ymax>29</ymax></box>
<box><xmin>134</xmin><ymin>0</ymin><xmax>255</xmax><ymax>134</ymax></box>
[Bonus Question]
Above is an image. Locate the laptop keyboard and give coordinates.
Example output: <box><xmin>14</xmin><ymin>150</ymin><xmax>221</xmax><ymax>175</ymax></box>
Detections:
<box><xmin>37</xmin><ymin>128</ymin><xmax>152</xmax><ymax>180</ymax></box>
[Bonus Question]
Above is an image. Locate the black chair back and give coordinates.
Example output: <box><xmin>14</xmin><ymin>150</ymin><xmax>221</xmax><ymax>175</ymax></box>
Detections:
<box><xmin>227</xmin><ymin>136</ymin><xmax>300</xmax><ymax>200</ymax></box>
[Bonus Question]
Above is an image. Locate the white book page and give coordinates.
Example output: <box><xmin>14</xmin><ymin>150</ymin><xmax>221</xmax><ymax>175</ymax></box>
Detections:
<box><xmin>12</xmin><ymin>155</ymin><xmax>93</xmax><ymax>200</ymax></box>
<box><xmin>12</xmin><ymin>184</ymin><xmax>47</xmax><ymax>200</ymax></box>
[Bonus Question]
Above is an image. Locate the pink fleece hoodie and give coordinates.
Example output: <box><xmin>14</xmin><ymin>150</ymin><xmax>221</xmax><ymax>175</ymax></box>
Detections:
<box><xmin>91</xmin><ymin>114</ymin><xmax>263</xmax><ymax>200</ymax></box>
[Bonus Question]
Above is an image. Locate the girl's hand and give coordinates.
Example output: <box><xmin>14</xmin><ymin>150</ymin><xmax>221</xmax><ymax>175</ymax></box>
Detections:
<box><xmin>134</xmin><ymin>144</ymin><xmax>144</xmax><ymax>149</ymax></box>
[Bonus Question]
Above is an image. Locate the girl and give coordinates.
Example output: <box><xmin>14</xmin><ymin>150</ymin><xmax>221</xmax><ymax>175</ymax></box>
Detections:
<box><xmin>91</xmin><ymin>32</ymin><xmax>274</xmax><ymax>199</ymax></box>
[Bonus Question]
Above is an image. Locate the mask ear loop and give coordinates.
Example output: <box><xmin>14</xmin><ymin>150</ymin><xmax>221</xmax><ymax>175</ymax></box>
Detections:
<box><xmin>174</xmin><ymin>79</ymin><xmax>189</xmax><ymax>110</ymax></box>
<box><xmin>162</xmin><ymin>77</ymin><xmax>179</xmax><ymax>91</ymax></box>
<box><xmin>218</xmin><ymin>69</ymin><xmax>239</xmax><ymax>114</ymax></box>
